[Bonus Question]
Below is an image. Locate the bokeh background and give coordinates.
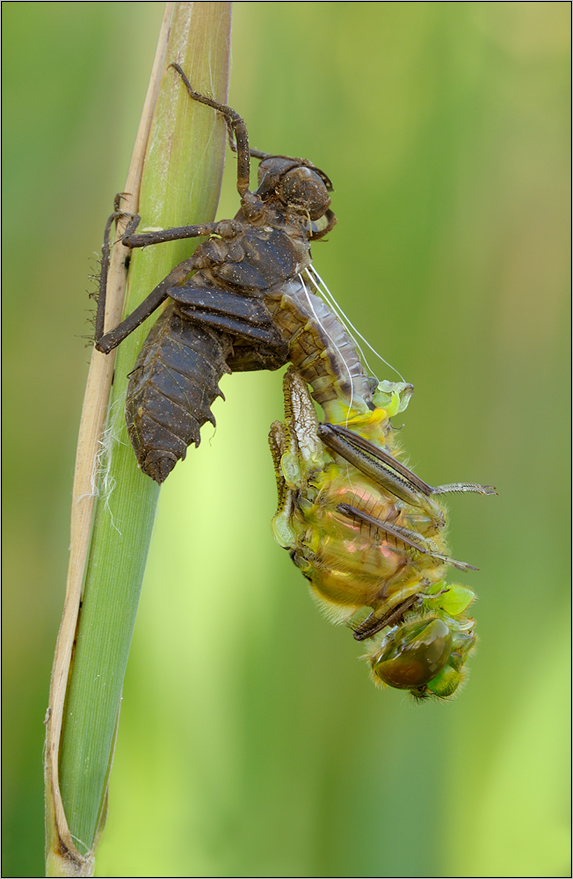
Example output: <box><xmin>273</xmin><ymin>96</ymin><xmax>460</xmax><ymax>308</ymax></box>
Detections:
<box><xmin>3</xmin><ymin>3</ymin><xmax>570</xmax><ymax>876</ymax></box>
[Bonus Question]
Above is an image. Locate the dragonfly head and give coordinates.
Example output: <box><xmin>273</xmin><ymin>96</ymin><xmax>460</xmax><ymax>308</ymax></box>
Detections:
<box><xmin>369</xmin><ymin>614</ymin><xmax>477</xmax><ymax>699</ymax></box>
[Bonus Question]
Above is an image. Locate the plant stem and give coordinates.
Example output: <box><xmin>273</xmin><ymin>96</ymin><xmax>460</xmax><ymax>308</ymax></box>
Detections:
<box><xmin>45</xmin><ymin>4</ymin><xmax>231</xmax><ymax>875</ymax></box>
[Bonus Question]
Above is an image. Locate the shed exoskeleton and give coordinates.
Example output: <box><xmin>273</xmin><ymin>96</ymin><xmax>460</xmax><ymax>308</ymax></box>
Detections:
<box><xmin>95</xmin><ymin>63</ymin><xmax>375</xmax><ymax>483</ymax></box>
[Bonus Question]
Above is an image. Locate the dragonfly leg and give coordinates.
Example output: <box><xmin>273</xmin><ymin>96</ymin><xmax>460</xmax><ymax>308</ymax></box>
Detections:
<box><xmin>319</xmin><ymin>422</ymin><xmax>496</xmax><ymax>499</ymax></box>
<box><xmin>175</xmin><ymin>285</ymin><xmax>290</xmax><ymax>368</ymax></box>
<box><xmin>431</xmin><ymin>481</ymin><xmax>497</xmax><ymax>496</ymax></box>
<box><xmin>351</xmin><ymin>594</ymin><xmax>420</xmax><ymax>642</ymax></box>
<box><xmin>94</xmin><ymin>187</ymin><xmax>223</xmax><ymax>353</ymax></box>
<box><xmin>337</xmin><ymin>503</ymin><xmax>478</xmax><ymax>572</ymax></box>
<box><xmin>268</xmin><ymin>420</ymin><xmax>290</xmax><ymax>516</ymax></box>
<box><xmin>318</xmin><ymin>423</ymin><xmax>432</xmax><ymax>507</ymax></box>
<box><xmin>171</xmin><ymin>63</ymin><xmax>252</xmax><ymax>197</ymax></box>
<box><xmin>94</xmin><ymin>205</ymin><xmax>131</xmax><ymax>341</ymax></box>
<box><xmin>121</xmin><ymin>213</ymin><xmax>220</xmax><ymax>249</ymax></box>
<box><xmin>95</xmin><ymin>254</ymin><xmax>201</xmax><ymax>354</ymax></box>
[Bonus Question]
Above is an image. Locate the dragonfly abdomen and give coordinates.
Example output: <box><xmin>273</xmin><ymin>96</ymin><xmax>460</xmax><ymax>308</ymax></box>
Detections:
<box><xmin>125</xmin><ymin>303</ymin><xmax>232</xmax><ymax>484</ymax></box>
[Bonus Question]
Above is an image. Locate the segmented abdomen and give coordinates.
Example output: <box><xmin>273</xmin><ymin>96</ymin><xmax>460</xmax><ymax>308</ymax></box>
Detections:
<box><xmin>126</xmin><ymin>303</ymin><xmax>232</xmax><ymax>483</ymax></box>
<box><xmin>265</xmin><ymin>276</ymin><xmax>377</xmax><ymax>420</ymax></box>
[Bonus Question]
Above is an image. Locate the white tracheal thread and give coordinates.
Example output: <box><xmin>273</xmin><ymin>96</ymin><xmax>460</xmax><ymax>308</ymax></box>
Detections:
<box><xmin>303</xmin><ymin>266</ymin><xmax>417</xmax><ymax>527</ymax></box>
<box><xmin>304</xmin><ymin>265</ymin><xmax>377</xmax><ymax>384</ymax></box>
<box><xmin>91</xmin><ymin>391</ymin><xmax>128</xmax><ymax>534</ymax></box>
<box><xmin>297</xmin><ymin>270</ymin><xmax>360</xmax><ymax>494</ymax></box>
<box><xmin>306</xmin><ymin>264</ymin><xmax>406</xmax><ymax>384</ymax></box>
<box><xmin>297</xmin><ymin>272</ymin><xmax>356</xmax><ymax>427</ymax></box>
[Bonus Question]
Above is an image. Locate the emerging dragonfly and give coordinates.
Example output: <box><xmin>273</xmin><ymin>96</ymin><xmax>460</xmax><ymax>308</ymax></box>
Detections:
<box><xmin>94</xmin><ymin>66</ymin><xmax>495</xmax><ymax>696</ymax></box>
<box><xmin>270</xmin><ymin>369</ymin><xmax>495</xmax><ymax>699</ymax></box>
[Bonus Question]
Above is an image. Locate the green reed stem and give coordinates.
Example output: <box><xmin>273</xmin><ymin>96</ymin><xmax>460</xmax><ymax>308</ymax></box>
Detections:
<box><xmin>50</xmin><ymin>3</ymin><xmax>231</xmax><ymax>871</ymax></box>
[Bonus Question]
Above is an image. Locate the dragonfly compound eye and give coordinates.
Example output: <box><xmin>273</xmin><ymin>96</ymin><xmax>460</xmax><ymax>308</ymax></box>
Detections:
<box><xmin>370</xmin><ymin>618</ymin><xmax>453</xmax><ymax>691</ymax></box>
<box><xmin>278</xmin><ymin>167</ymin><xmax>331</xmax><ymax>220</ymax></box>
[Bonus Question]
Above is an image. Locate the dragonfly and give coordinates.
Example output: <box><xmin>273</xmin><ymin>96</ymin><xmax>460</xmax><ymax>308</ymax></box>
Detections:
<box><xmin>94</xmin><ymin>66</ymin><xmax>495</xmax><ymax>696</ymax></box>
<box><xmin>269</xmin><ymin>368</ymin><xmax>495</xmax><ymax>699</ymax></box>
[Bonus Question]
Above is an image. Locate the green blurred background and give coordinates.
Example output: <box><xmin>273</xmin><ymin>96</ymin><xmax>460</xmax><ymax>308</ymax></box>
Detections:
<box><xmin>3</xmin><ymin>3</ymin><xmax>570</xmax><ymax>876</ymax></box>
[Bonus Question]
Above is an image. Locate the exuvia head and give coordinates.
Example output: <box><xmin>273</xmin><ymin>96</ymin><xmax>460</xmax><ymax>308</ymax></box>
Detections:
<box><xmin>168</xmin><ymin>65</ymin><xmax>335</xmax><ymax>231</ymax></box>
<box><xmin>255</xmin><ymin>155</ymin><xmax>333</xmax><ymax>222</ymax></box>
